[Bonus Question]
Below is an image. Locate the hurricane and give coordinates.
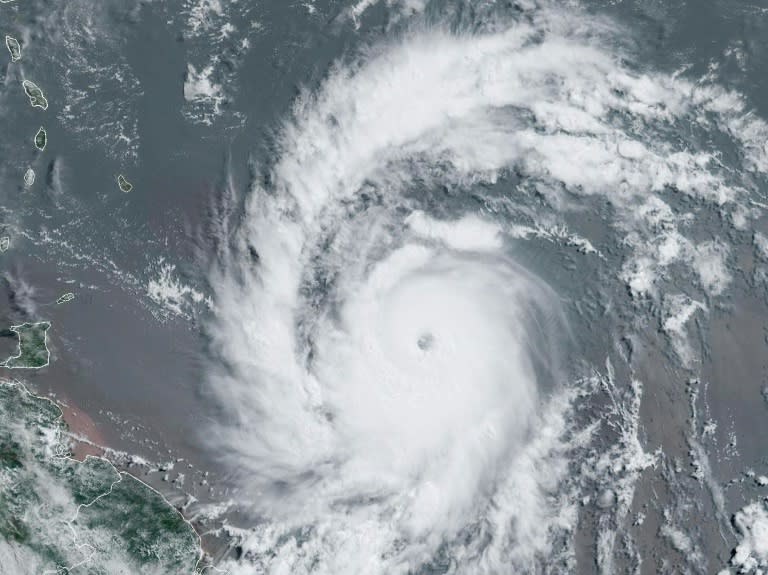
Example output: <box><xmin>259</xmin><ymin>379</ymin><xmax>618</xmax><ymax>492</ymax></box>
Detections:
<box><xmin>203</xmin><ymin>0</ymin><xmax>768</xmax><ymax>573</ymax></box>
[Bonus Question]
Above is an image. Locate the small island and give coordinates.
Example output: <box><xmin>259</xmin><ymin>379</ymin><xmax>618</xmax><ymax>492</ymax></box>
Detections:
<box><xmin>22</xmin><ymin>80</ymin><xmax>48</xmax><ymax>110</ymax></box>
<box><xmin>23</xmin><ymin>168</ymin><xmax>35</xmax><ymax>187</ymax></box>
<box><xmin>2</xmin><ymin>321</ymin><xmax>51</xmax><ymax>369</ymax></box>
<box><xmin>5</xmin><ymin>35</ymin><xmax>21</xmax><ymax>61</ymax></box>
<box><xmin>117</xmin><ymin>174</ymin><xmax>133</xmax><ymax>193</ymax></box>
<box><xmin>56</xmin><ymin>292</ymin><xmax>75</xmax><ymax>305</ymax></box>
<box><xmin>34</xmin><ymin>126</ymin><xmax>47</xmax><ymax>151</ymax></box>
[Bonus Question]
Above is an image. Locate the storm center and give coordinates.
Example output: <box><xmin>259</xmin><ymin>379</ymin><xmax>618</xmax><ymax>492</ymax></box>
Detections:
<box><xmin>417</xmin><ymin>332</ymin><xmax>435</xmax><ymax>351</ymax></box>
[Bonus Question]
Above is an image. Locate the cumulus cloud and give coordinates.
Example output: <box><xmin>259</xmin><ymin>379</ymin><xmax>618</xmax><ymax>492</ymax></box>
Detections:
<box><xmin>732</xmin><ymin>501</ymin><xmax>768</xmax><ymax>573</ymax></box>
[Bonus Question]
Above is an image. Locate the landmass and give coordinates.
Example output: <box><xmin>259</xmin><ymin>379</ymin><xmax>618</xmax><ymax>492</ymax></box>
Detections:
<box><xmin>117</xmin><ymin>174</ymin><xmax>133</xmax><ymax>193</ymax></box>
<box><xmin>5</xmin><ymin>35</ymin><xmax>20</xmax><ymax>61</ymax></box>
<box><xmin>22</xmin><ymin>80</ymin><xmax>48</xmax><ymax>110</ymax></box>
<box><xmin>34</xmin><ymin>126</ymin><xmax>47</xmax><ymax>151</ymax></box>
<box><xmin>2</xmin><ymin>321</ymin><xmax>50</xmax><ymax>369</ymax></box>
<box><xmin>56</xmin><ymin>292</ymin><xmax>75</xmax><ymax>304</ymax></box>
<box><xmin>0</xmin><ymin>380</ymin><xmax>203</xmax><ymax>574</ymax></box>
<box><xmin>23</xmin><ymin>167</ymin><xmax>35</xmax><ymax>187</ymax></box>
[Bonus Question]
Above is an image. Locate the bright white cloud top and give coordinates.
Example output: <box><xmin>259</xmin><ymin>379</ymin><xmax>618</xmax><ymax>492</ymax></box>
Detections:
<box><xmin>203</xmin><ymin>1</ymin><xmax>768</xmax><ymax>573</ymax></box>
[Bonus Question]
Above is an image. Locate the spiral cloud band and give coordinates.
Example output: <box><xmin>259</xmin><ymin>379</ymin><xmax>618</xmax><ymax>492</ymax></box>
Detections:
<box><xmin>207</xmin><ymin>1</ymin><xmax>768</xmax><ymax>572</ymax></box>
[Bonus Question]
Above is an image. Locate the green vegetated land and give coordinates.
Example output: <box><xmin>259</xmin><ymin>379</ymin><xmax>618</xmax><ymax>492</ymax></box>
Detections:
<box><xmin>0</xmin><ymin>380</ymin><xmax>202</xmax><ymax>573</ymax></box>
<box><xmin>22</xmin><ymin>80</ymin><xmax>48</xmax><ymax>109</ymax></box>
<box><xmin>2</xmin><ymin>322</ymin><xmax>50</xmax><ymax>368</ymax></box>
<box><xmin>5</xmin><ymin>35</ymin><xmax>20</xmax><ymax>61</ymax></box>
<box><xmin>34</xmin><ymin>126</ymin><xmax>47</xmax><ymax>151</ymax></box>
<box><xmin>117</xmin><ymin>174</ymin><xmax>133</xmax><ymax>193</ymax></box>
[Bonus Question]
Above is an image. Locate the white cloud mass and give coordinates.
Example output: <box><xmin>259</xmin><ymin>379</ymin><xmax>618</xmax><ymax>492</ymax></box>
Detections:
<box><xmin>205</xmin><ymin>0</ymin><xmax>768</xmax><ymax>572</ymax></box>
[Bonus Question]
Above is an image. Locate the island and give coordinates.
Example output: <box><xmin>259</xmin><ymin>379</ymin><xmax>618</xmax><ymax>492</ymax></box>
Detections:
<box><xmin>22</xmin><ymin>80</ymin><xmax>48</xmax><ymax>110</ymax></box>
<box><xmin>23</xmin><ymin>168</ymin><xmax>35</xmax><ymax>187</ymax></box>
<box><xmin>5</xmin><ymin>35</ymin><xmax>20</xmax><ymax>61</ymax></box>
<box><xmin>56</xmin><ymin>292</ymin><xmax>75</xmax><ymax>304</ymax></box>
<box><xmin>0</xmin><ymin>380</ymin><xmax>203</xmax><ymax>573</ymax></box>
<box><xmin>2</xmin><ymin>322</ymin><xmax>50</xmax><ymax>369</ymax></box>
<box><xmin>0</xmin><ymin>237</ymin><xmax>8</xmax><ymax>252</ymax></box>
<box><xmin>117</xmin><ymin>174</ymin><xmax>133</xmax><ymax>193</ymax></box>
<box><xmin>34</xmin><ymin>126</ymin><xmax>47</xmax><ymax>151</ymax></box>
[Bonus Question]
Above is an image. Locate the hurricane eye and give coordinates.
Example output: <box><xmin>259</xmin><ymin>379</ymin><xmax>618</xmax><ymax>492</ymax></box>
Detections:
<box><xmin>416</xmin><ymin>332</ymin><xmax>434</xmax><ymax>351</ymax></box>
